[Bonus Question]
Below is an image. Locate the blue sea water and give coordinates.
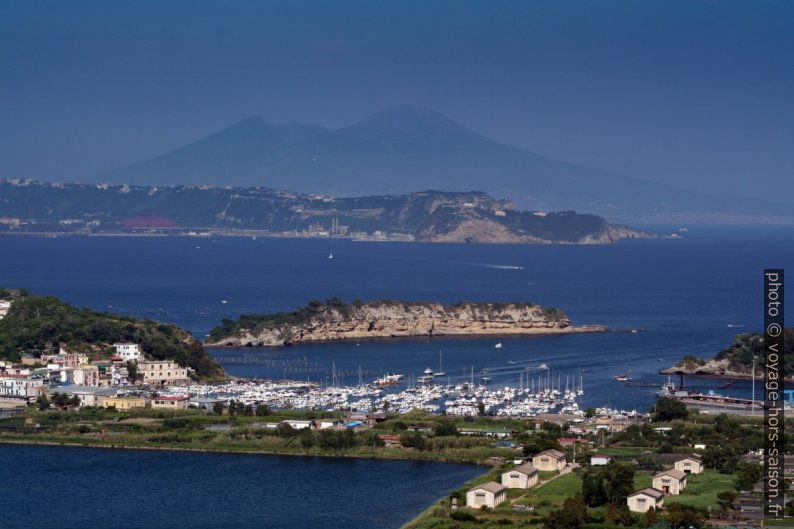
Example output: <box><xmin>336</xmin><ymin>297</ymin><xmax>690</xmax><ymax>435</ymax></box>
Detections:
<box><xmin>0</xmin><ymin>228</ymin><xmax>792</xmax><ymax>528</ymax></box>
<box><xmin>0</xmin><ymin>444</ymin><xmax>482</xmax><ymax>529</ymax></box>
<box><xmin>0</xmin><ymin>227</ymin><xmax>792</xmax><ymax>410</ymax></box>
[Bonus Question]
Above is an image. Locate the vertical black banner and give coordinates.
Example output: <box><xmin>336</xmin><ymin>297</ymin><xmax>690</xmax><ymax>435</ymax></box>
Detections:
<box><xmin>764</xmin><ymin>269</ymin><xmax>785</xmax><ymax>519</ymax></box>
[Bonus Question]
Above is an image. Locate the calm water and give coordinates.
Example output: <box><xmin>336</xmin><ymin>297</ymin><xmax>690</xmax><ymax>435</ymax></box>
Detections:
<box><xmin>0</xmin><ymin>228</ymin><xmax>792</xmax><ymax>410</ymax></box>
<box><xmin>0</xmin><ymin>444</ymin><xmax>482</xmax><ymax>529</ymax></box>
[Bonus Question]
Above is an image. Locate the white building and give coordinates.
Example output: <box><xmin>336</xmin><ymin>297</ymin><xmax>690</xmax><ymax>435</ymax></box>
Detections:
<box><xmin>532</xmin><ymin>449</ymin><xmax>567</xmax><ymax>472</ymax></box>
<box><xmin>0</xmin><ymin>300</ymin><xmax>11</xmax><ymax>320</ymax></box>
<box><xmin>627</xmin><ymin>488</ymin><xmax>664</xmax><ymax>513</ymax></box>
<box><xmin>652</xmin><ymin>469</ymin><xmax>688</xmax><ymax>495</ymax></box>
<box><xmin>138</xmin><ymin>360</ymin><xmax>188</xmax><ymax>385</ymax></box>
<box><xmin>466</xmin><ymin>482</ymin><xmax>508</xmax><ymax>509</ymax></box>
<box><xmin>0</xmin><ymin>376</ymin><xmax>44</xmax><ymax>401</ymax></box>
<box><xmin>152</xmin><ymin>395</ymin><xmax>190</xmax><ymax>409</ymax></box>
<box><xmin>113</xmin><ymin>343</ymin><xmax>142</xmax><ymax>362</ymax></box>
<box><xmin>501</xmin><ymin>464</ymin><xmax>539</xmax><ymax>489</ymax></box>
<box><xmin>283</xmin><ymin>419</ymin><xmax>314</xmax><ymax>430</ymax></box>
<box><xmin>49</xmin><ymin>386</ymin><xmax>117</xmax><ymax>407</ymax></box>
<box><xmin>674</xmin><ymin>455</ymin><xmax>704</xmax><ymax>474</ymax></box>
<box><xmin>590</xmin><ymin>454</ymin><xmax>612</xmax><ymax>466</ymax></box>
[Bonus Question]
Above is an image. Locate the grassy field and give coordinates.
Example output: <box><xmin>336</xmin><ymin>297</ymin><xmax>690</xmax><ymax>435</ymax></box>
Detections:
<box><xmin>513</xmin><ymin>472</ymin><xmax>582</xmax><ymax>514</ymax></box>
<box><xmin>634</xmin><ymin>469</ymin><xmax>736</xmax><ymax>509</ymax></box>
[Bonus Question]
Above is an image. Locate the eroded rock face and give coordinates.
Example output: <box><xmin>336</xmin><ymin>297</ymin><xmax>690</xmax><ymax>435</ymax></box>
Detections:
<box><xmin>207</xmin><ymin>301</ymin><xmax>604</xmax><ymax>347</ymax></box>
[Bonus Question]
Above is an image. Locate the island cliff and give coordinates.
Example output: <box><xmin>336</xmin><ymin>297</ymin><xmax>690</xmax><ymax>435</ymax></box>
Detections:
<box><xmin>206</xmin><ymin>299</ymin><xmax>605</xmax><ymax>347</ymax></box>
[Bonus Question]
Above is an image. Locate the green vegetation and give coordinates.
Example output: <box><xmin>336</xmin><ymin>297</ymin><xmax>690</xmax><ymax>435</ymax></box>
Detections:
<box><xmin>715</xmin><ymin>329</ymin><xmax>793</xmax><ymax>377</ymax></box>
<box><xmin>0</xmin><ymin>289</ymin><xmax>224</xmax><ymax>380</ymax></box>
<box><xmin>633</xmin><ymin>469</ymin><xmax>735</xmax><ymax>510</ymax></box>
<box><xmin>0</xmin><ymin>181</ymin><xmax>635</xmax><ymax>245</ymax></box>
<box><xmin>207</xmin><ymin>299</ymin><xmax>564</xmax><ymax>343</ymax></box>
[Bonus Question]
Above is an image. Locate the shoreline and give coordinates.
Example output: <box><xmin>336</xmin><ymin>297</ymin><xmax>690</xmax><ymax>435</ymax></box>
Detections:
<box><xmin>206</xmin><ymin>324</ymin><xmax>608</xmax><ymax>348</ymax></box>
<box><xmin>0</xmin><ymin>437</ymin><xmax>491</xmax><ymax>466</ymax></box>
<box><xmin>659</xmin><ymin>370</ymin><xmax>794</xmax><ymax>383</ymax></box>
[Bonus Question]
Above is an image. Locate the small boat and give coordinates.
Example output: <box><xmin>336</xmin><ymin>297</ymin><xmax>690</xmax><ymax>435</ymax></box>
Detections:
<box><xmin>494</xmin><ymin>343</ymin><xmax>503</xmax><ymax>349</ymax></box>
<box><xmin>328</xmin><ymin>253</ymin><xmax>334</xmax><ymax>259</ymax></box>
<box><xmin>434</xmin><ymin>351</ymin><xmax>446</xmax><ymax>377</ymax></box>
<box><xmin>481</xmin><ymin>376</ymin><xmax>491</xmax><ymax>383</ymax></box>
<box><xmin>614</xmin><ymin>374</ymin><xmax>631</xmax><ymax>382</ymax></box>
<box><xmin>538</xmin><ymin>363</ymin><xmax>548</xmax><ymax>369</ymax></box>
<box><xmin>221</xmin><ymin>300</ymin><xmax>228</xmax><ymax>304</ymax></box>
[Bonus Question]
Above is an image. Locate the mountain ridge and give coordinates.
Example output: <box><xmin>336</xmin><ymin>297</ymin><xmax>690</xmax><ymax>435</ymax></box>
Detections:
<box><xmin>98</xmin><ymin>106</ymin><xmax>793</xmax><ymax>224</ymax></box>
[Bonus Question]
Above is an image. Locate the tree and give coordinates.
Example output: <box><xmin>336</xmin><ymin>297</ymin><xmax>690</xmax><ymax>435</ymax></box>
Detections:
<box><xmin>126</xmin><ymin>361</ymin><xmax>138</xmax><ymax>382</ymax></box>
<box><xmin>584</xmin><ymin>407</ymin><xmax>596</xmax><ymax>419</ymax></box>
<box><xmin>255</xmin><ymin>404</ymin><xmax>271</xmax><ymax>416</ymax></box>
<box><xmin>227</xmin><ymin>400</ymin><xmax>237</xmax><ymax>416</ymax></box>
<box><xmin>605</xmin><ymin>503</ymin><xmax>635</xmax><ymax>526</ymax></box>
<box><xmin>433</xmin><ymin>419</ymin><xmax>458</xmax><ymax>437</ymax></box>
<box><xmin>581</xmin><ymin>467</ymin><xmax>607</xmax><ymax>507</ymax></box>
<box><xmin>666</xmin><ymin>504</ymin><xmax>706</xmax><ymax>528</ymax></box>
<box><xmin>716</xmin><ymin>490</ymin><xmax>737</xmax><ymax>512</ymax></box>
<box><xmin>298</xmin><ymin>429</ymin><xmax>314</xmax><ymax>448</ymax></box>
<box><xmin>400</xmin><ymin>431</ymin><xmax>428</xmax><ymax>451</ymax></box>
<box><xmin>36</xmin><ymin>394</ymin><xmax>50</xmax><ymax>410</ymax></box>
<box><xmin>477</xmin><ymin>402</ymin><xmax>486</xmax><ymax>416</ymax></box>
<box><xmin>735</xmin><ymin>461</ymin><xmax>763</xmax><ymax>491</ymax></box>
<box><xmin>212</xmin><ymin>401</ymin><xmax>224</xmax><ymax>415</ymax></box>
<box><xmin>544</xmin><ymin>496</ymin><xmax>588</xmax><ymax>529</ymax></box>
<box><xmin>651</xmin><ymin>397</ymin><xmax>688</xmax><ymax>422</ymax></box>
<box><xmin>603</xmin><ymin>462</ymin><xmax>635</xmax><ymax>505</ymax></box>
<box><xmin>643</xmin><ymin>507</ymin><xmax>658</xmax><ymax>527</ymax></box>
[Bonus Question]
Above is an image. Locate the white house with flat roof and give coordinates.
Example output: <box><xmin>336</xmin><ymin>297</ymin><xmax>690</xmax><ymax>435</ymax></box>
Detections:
<box><xmin>113</xmin><ymin>343</ymin><xmax>142</xmax><ymax>362</ymax></box>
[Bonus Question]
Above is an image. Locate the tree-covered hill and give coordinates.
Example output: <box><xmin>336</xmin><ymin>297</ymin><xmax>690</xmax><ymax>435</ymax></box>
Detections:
<box><xmin>0</xmin><ymin>288</ymin><xmax>225</xmax><ymax>380</ymax></box>
<box><xmin>715</xmin><ymin>329</ymin><xmax>793</xmax><ymax>377</ymax></box>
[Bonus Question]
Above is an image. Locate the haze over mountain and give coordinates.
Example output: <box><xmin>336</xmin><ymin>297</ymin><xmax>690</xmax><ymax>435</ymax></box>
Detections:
<box><xmin>101</xmin><ymin>106</ymin><xmax>788</xmax><ymax>224</ymax></box>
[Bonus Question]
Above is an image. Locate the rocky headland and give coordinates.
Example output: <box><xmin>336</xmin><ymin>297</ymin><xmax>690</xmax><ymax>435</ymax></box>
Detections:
<box><xmin>206</xmin><ymin>299</ymin><xmax>605</xmax><ymax>347</ymax></box>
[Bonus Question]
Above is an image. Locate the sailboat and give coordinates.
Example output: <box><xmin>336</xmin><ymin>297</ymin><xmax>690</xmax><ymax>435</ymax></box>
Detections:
<box><xmin>434</xmin><ymin>350</ymin><xmax>446</xmax><ymax>377</ymax></box>
<box><xmin>494</xmin><ymin>343</ymin><xmax>503</xmax><ymax>349</ymax></box>
<box><xmin>327</xmin><ymin>253</ymin><xmax>334</xmax><ymax>259</ymax></box>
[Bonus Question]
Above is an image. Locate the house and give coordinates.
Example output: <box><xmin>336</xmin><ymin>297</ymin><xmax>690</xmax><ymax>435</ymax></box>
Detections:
<box><xmin>315</xmin><ymin>418</ymin><xmax>344</xmax><ymax>430</ymax></box>
<box><xmin>466</xmin><ymin>482</ymin><xmax>508</xmax><ymax>509</ymax></box>
<box><xmin>378</xmin><ymin>435</ymin><xmax>402</xmax><ymax>448</ymax></box>
<box><xmin>532</xmin><ymin>449</ymin><xmax>566</xmax><ymax>471</ymax></box>
<box><xmin>152</xmin><ymin>395</ymin><xmax>190</xmax><ymax>409</ymax></box>
<box><xmin>674</xmin><ymin>454</ymin><xmax>704</xmax><ymax>474</ymax></box>
<box><xmin>652</xmin><ymin>469</ymin><xmax>688</xmax><ymax>495</ymax></box>
<box><xmin>0</xmin><ymin>375</ymin><xmax>45</xmax><ymax>402</ymax></box>
<box><xmin>101</xmin><ymin>395</ymin><xmax>147</xmax><ymax>410</ymax></box>
<box><xmin>283</xmin><ymin>419</ymin><xmax>313</xmax><ymax>430</ymax></box>
<box><xmin>459</xmin><ymin>427</ymin><xmax>513</xmax><ymax>439</ymax></box>
<box><xmin>558</xmin><ymin>437</ymin><xmax>587</xmax><ymax>447</ymax></box>
<box><xmin>113</xmin><ymin>343</ymin><xmax>142</xmax><ymax>362</ymax></box>
<box><xmin>590</xmin><ymin>454</ymin><xmax>612</xmax><ymax>466</ymax></box>
<box><xmin>51</xmin><ymin>386</ymin><xmax>117</xmax><ymax>407</ymax></box>
<box><xmin>501</xmin><ymin>463</ymin><xmax>539</xmax><ymax>489</ymax></box>
<box><xmin>138</xmin><ymin>360</ymin><xmax>189</xmax><ymax>385</ymax></box>
<box><xmin>73</xmin><ymin>366</ymin><xmax>99</xmax><ymax>386</ymax></box>
<box><xmin>190</xmin><ymin>396</ymin><xmax>224</xmax><ymax>411</ymax></box>
<box><xmin>627</xmin><ymin>488</ymin><xmax>665</xmax><ymax>513</ymax></box>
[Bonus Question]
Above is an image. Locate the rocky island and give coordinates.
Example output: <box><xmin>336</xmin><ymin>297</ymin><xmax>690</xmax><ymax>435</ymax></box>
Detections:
<box><xmin>662</xmin><ymin>328</ymin><xmax>794</xmax><ymax>380</ymax></box>
<box><xmin>206</xmin><ymin>298</ymin><xmax>604</xmax><ymax>347</ymax></box>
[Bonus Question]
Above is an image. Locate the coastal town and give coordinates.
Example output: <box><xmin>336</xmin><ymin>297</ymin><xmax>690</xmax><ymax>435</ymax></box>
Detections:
<box><xmin>0</xmin><ymin>325</ymin><xmax>782</xmax><ymax>528</ymax></box>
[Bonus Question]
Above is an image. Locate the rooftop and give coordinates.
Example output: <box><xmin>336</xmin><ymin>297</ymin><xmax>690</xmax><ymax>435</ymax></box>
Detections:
<box><xmin>470</xmin><ymin>481</ymin><xmax>507</xmax><ymax>495</ymax></box>
<box><xmin>654</xmin><ymin>468</ymin><xmax>687</xmax><ymax>480</ymax></box>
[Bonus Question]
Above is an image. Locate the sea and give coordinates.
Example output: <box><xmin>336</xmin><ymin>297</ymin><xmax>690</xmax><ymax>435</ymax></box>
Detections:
<box><xmin>0</xmin><ymin>228</ymin><xmax>791</xmax><ymax>527</ymax></box>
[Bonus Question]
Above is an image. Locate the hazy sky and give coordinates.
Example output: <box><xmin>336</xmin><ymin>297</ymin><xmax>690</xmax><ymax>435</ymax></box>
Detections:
<box><xmin>1</xmin><ymin>1</ymin><xmax>792</xmax><ymax>200</ymax></box>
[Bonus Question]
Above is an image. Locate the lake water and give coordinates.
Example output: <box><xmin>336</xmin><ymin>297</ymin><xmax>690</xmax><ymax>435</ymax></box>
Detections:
<box><xmin>1</xmin><ymin>228</ymin><xmax>792</xmax><ymax>411</ymax></box>
<box><xmin>0</xmin><ymin>444</ymin><xmax>482</xmax><ymax>529</ymax></box>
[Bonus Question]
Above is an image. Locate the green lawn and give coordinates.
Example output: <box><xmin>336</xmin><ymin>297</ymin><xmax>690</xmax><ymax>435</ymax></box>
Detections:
<box><xmin>634</xmin><ymin>469</ymin><xmax>736</xmax><ymax>509</ymax></box>
<box><xmin>514</xmin><ymin>472</ymin><xmax>582</xmax><ymax>514</ymax></box>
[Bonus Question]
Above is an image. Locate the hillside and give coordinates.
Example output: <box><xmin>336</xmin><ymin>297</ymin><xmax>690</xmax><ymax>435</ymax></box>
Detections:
<box><xmin>664</xmin><ymin>329</ymin><xmax>794</xmax><ymax>378</ymax></box>
<box><xmin>0</xmin><ymin>288</ymin><xmax>225</xmax><ymax>380</ymax></box>
<box><xmin>97</xmin><ymin>106</ymin><xmax>790</xmax><ymax>224</ymax></box>
<box><xmin>0</xmin><ymin>181</ymin><xmax>645</xmax><ymax>244</ymax></box>
<box><xmin>206</xmin><ymin>298</ymin><xmax>604</xmax><ymax>347</ymax></box>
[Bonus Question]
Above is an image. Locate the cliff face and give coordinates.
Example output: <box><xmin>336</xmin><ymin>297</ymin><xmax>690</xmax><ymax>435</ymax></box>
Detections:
<box><xmin>207</xmin><ymin>301</ymin><xmax>603</xmax><ymax>347</ymax></box>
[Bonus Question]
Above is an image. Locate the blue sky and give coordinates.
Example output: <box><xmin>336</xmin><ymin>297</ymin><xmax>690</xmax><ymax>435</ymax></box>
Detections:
<box><xmin>1</xmin><ymin>0</ymin><xmax>792</xmax><ymax>199</ymax></box>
